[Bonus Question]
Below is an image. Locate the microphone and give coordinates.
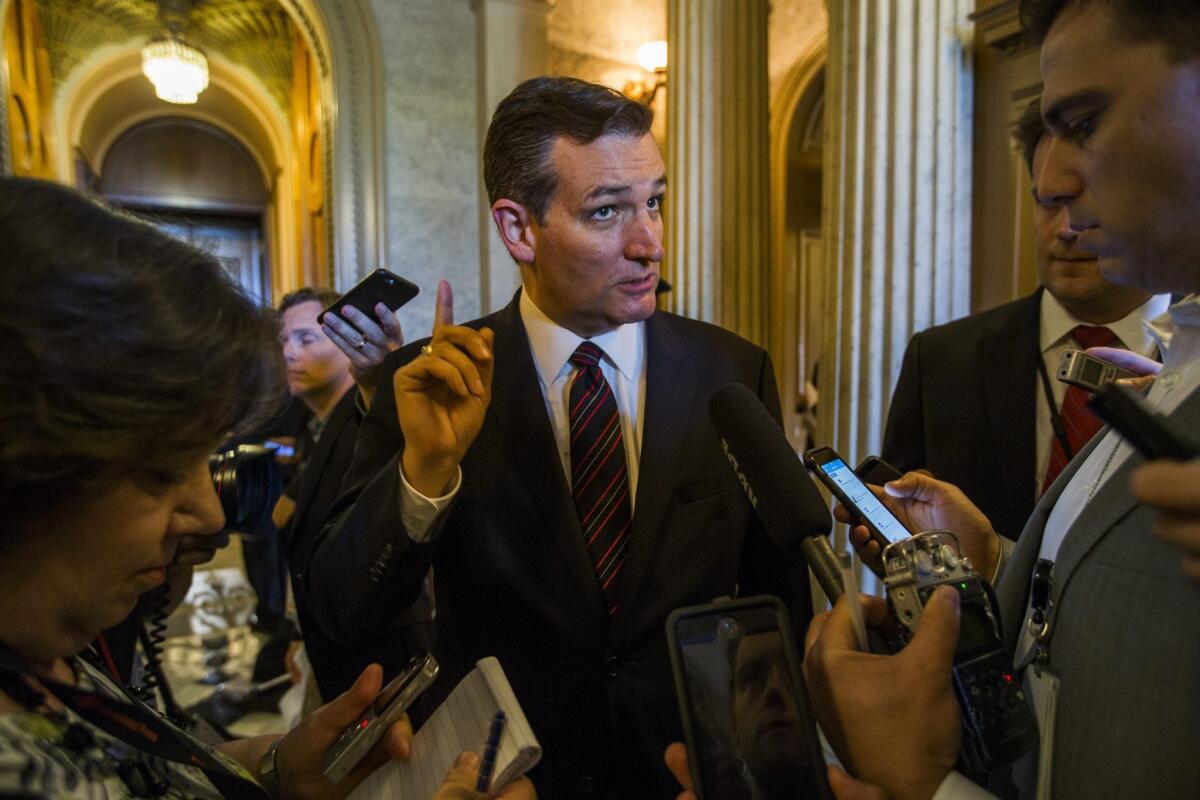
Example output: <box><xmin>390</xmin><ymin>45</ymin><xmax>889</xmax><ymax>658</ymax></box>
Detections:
<box><xmin>708</xmin><ymin>383</ymin><xmax>845</xmax><ymax>601</ymax></box>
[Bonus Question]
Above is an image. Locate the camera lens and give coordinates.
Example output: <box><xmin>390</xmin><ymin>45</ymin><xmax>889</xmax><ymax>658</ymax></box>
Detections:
<box><xmin>717</xmin><ymin>616</ymin><xmax>740</xmax><ymax>639</ymax></box>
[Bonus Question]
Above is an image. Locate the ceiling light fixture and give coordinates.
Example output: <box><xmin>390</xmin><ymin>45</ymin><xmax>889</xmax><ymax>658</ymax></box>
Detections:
<box><xmin>142</xmin><ymin>0</ymin><xmax>208</xmax><ymax>105</ymax></box>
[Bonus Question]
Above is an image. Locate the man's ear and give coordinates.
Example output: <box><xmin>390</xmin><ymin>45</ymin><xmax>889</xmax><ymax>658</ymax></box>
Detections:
<box><xmin>491</xmin><ymin>199</ymin><xmax>537</xmax><ymax>264</ymax></box>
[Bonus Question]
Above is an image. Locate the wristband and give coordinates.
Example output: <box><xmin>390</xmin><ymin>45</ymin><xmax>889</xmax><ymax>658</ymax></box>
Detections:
<box><xmin>257</xmin><ymin>736</ymin><xmax>284</xmax><ymax>800</ymax></box>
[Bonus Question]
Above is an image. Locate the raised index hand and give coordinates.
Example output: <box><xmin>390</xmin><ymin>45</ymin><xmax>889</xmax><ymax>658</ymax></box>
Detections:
<box><xmin>394</xmin><ymin>280</ymin><xmax>494</xmax><ymax>497</ymax></box>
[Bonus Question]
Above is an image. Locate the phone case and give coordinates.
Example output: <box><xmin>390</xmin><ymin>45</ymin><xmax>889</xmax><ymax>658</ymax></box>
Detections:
<box><xmin>317</xmin><ymin>268</ymin><xmax>420</xmax><ymax>325</ymax></box>
<box><xmin>665</xmin><ymin>595</ymin><xmax>833</xmax><ymax>800</ymax></box>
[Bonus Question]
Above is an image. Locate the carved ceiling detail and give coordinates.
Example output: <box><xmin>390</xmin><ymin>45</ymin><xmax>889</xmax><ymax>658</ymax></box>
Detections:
<box><xmin>35</xmin><ymin>0</ymin><xmax>293</xmax><ymax>110</ymax></box>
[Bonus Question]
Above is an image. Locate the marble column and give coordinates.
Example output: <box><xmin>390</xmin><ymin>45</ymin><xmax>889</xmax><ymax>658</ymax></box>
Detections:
<box><xmin>473</xmin><ymin>0</ymin><xmax>552</xmax><ymax>314</ymax></box>
<box><xmin>819</xmin><ymin>0</ymin><xmax>975</xmax><ymax>462</ymax></box>
<box><xmin>666</xmin><ymin>0</ymin><xmax>771</xmax><ymax>347</ymax></box>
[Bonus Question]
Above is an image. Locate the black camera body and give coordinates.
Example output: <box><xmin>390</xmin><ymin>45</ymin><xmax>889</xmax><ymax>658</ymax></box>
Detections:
<box><xmin>881</xmin><ymin>532</ymin><xmax>1038</xmax><ymax>773</ymax></box>
<box><xmin>208</xmin><ymin>444</ymin><xmax>281</xmax><ymax>535</ymax></box>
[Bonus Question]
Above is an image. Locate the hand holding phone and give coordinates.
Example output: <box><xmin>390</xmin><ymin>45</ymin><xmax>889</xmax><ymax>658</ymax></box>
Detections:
<box><xmin>666</xmin><ymin>597</ymin><xmax>832</xmax><ymax>800</ymax></box>
<box><xmin>806</xmin><ymin>447</ymin><xmax>913</xmax><ymax>549</ymax></box>
<box><xmin>319</xmin><ymin>269</ymin><xmax>417</xmax><ymax>403</ymax></box>
<box><xmin>322</xmin><ymin>653</ymin><xmax>438</xmax><ymax>783</ymax></box>
<box><xmin>317</xmin><ymin>268</ymin><xmax>419</xmax><ymax>326</ymax></box>
<box><xmin>1057</xmin><ymin>348</ymin><xmax>1140</xmax><ymax>392</ymax></box>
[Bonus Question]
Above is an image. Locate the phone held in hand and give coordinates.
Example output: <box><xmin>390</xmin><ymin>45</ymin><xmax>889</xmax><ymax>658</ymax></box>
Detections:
<box><xmin>805</xmin><ymin>446</ymin><xmax>913</xmax><ymax>549</ymax></box>
<box><xmin>322</xmin><ymin>653</ymin><xmax>439</xmax><ymax>784</ymax></box>
<box><xmin>854</xmin><ymin>454</ymin><xmax>903</xmax><ymax>485</ymax></box>
<box><xmin>1056</xmin><ymin>348</ymin><xmax>1138</xmax><ymax>392</ymax></box>
<box><xmin>317</xmin><ymin>268</ymin><xmax>420</xmax><ymax>326</ymax></box>
<box><xmin>666</xmin><ymin>596</ymin><xmax>832</xmax><ymax>800</ymax></box>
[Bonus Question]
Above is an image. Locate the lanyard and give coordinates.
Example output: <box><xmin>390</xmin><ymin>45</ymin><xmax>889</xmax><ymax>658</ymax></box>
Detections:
<box><xmin>1035</xmin><ymin>355</ymin><xmax>1075</xmax><ymax>461</ymax></box>
<box><xmin>0</xmin><ymin>645</ymin><xmax>267</xmax><ymax>799</ymax></box>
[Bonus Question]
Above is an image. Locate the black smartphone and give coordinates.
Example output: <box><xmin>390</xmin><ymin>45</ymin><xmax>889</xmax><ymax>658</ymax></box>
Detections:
<box><xmin>805</xmin><ymin>446</ymin><xmax>913</xmax><ymax>548</ymax></box>
<box><xmin>854</xmin><ymin>455</ymin><xmax>903</xmax><ymax>485</ymax></box>
<box><xmin>1088</xmin><ymin>383</ymin><xmax>1200</xmax><ymax>461</ymax></box>
<box><xmin>317</xmin><ymin>268</ymin><xmax>420</xmax><ymax>326</ymax></box>
<box><xmin>667</xmin><ymin>596</ymin><xmax>832</xmax><ymax>800</ymax></box>
<box><xmin>322</xmin><ymin>653</ymin><xmax>439</xmax><ymax>783</ymax></box>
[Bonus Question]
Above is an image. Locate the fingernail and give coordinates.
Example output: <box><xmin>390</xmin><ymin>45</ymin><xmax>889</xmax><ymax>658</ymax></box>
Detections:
<box><xmin>939</xmin><ymin>585</ymin><xmax>960</xmax><ymax>610</ymax></box>
<box><xmin>472</xmin><ymin>378</ymin><xmax>485</xmax><ymax>395</ymax></box>
<box><xmin>457</xmin><ymin>751</ymin><xmax>480</xmax><ymax>768</ymax></box>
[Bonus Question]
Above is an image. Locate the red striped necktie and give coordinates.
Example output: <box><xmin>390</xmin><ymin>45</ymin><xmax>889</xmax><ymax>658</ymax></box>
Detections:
<box><xmin>568</xmin><ymin>341</ymin><xmax>632</xmax><ymax>617</ymax></box>
<box><xmin>1041</xmin><ymin>325</ymin><xmax>1119</xmax><ymax>493</ymax></box>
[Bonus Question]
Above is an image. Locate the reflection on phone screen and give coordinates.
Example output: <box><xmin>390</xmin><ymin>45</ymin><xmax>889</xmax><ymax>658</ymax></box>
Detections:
<box><xmin>677</xmin><ymin>606</ymin><xmax>821</xmax><ymax>799</ymax></box>
<box><xmin>820</xmin><ymin>458</ymin><xmax>910</xmax><ymax>544</ymax></box>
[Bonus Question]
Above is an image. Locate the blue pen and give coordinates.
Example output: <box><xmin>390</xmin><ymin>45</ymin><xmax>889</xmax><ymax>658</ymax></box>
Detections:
<box><xmin>475</xmin><ymin>709</ymin><xmax>506</xmax><ymax>794</ymax></box>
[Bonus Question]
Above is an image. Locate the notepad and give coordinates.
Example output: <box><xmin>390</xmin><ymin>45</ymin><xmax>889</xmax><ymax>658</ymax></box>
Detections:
<box><xmin>348</xmin><ymin>657</ymin><xmax>541</xmax><ymax>800</ymax></box>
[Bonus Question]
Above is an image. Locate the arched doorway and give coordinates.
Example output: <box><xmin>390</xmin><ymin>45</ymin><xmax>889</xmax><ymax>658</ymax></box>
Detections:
<box><xmin>770</xmin><ymin>43</ymin><xmax>826</xmax><ymax>451</ymax></box>
<box><xmin>102</xmin><ymin>117</ymin><xmax>271</xmax><ymax>301</ymax></box>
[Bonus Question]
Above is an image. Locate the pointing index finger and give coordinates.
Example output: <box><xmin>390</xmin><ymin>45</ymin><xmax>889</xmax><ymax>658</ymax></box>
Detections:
<box><xmin>434</xmin><ymin>279</ymin><xmax>454</xmax><ymax>331</ymax></box>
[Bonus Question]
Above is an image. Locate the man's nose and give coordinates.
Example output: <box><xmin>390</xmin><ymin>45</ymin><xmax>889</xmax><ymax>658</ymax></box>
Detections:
<box><xmin>1035</xmin><ymin>136</ymin><xmax>1084</xmax><ymax>212</ymax></box>
<box><xmin>1052</xmin><ymin>206</ymin><xmax>1079</xmax><ymax>242</ymax></box>
<box><xmin>625</xmin><ymin>211</ymin><xmax>664</xmax><ymax>264</ymax></box>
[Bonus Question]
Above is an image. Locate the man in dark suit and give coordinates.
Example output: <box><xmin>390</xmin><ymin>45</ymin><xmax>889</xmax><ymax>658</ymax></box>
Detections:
<box><xmin>882</xmin><ymin>101</ymin><xmax>1167</xmax><ymax>540</ymax></box>
<box><xmin>275</xmin><ymin>288</ymin><xmax>432</xmax><ymax>702</ymax></box>
<box><xmin>307</xmin><ymin>77</ymin><xmax>811</xmax><ymax>799</ymax></box>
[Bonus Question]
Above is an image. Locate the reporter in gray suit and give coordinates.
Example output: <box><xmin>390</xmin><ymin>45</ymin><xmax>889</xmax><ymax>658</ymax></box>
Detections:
<box><xmin>802</xmin><ymin>1</ymin><xmax>1200</xmax><ymax>798</ymax></box>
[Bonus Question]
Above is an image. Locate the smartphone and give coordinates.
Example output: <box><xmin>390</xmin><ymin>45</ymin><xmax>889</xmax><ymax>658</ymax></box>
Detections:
<box><xmin>805</xmin><ymin>446</ymin><xmax>913</xmax><ymax>547</ymax></box>
<box><xmin>667</xmin><ymin>596</ymin><xmax>832</xmax><ymax>800</ymax></box>
<box><xmin>1057</xmin><ymin>348</ymin><xmax>1138</xmax><ymax>392</ymax></box>
<box><xmin>854</xmin><ymin>455</ymin><xmax>903</xmax><ymax>485</ymax></box>
<box><xmin>1088</xmin><ymin>383</ymin><xmax>1200</xmax><ymax>461</ymax></box>
<box><xmin>322</xmin><ymin>653</ymin><xmax>439</xmax><ymax>783</ymax></box>
<box><xmin>317</xmin><ymin>268</ymin><xmax>420</xmax><ymax>326</ymax></box>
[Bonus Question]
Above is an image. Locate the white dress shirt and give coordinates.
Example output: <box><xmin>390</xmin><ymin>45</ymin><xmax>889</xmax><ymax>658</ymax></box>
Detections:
<box><xmin>1033</xmin><ymin>291</ymin><xmax>1171</xmax><ymax>493</ymax></box>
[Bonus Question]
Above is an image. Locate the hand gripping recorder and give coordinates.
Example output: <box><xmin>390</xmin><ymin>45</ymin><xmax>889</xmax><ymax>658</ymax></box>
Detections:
<box><xmin>881</xmin><ymin>531</ymin><xmax>1038</xmax><ymax>773</ymax></box>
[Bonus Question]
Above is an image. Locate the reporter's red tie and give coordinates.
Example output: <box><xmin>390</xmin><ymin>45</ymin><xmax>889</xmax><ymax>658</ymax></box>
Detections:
<box><xmin>1041</xmin><ymin>325</ymin><xmax>1119</xmax><ymax>493</ymax></box>
<box><xmin>569</xmin><ymin>342</ymin><xmax>632</xmax><ymax>616</ymax></box>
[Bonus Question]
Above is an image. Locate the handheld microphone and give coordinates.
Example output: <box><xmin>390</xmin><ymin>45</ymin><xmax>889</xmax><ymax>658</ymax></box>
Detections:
<box><xmin>708</xmin><ymin>383</ymin><xmax>845</xmax><ymax>601</ymax></box>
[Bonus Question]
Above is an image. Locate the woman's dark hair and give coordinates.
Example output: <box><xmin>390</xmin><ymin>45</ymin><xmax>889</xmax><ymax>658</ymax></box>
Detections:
<box><xmin>1020</xmin><ymin>0</ymin><xmax>1200</xmax><ymax>61</ymax></box>
<box><xmin>482</xmin><ymin>76</ymin><xmax>654</xmax><ymax>224</ymax></box>
<box><xmin>0</xmin><ymin>178</ymin><xmax>283</xmax><ymax>529</ymax></box>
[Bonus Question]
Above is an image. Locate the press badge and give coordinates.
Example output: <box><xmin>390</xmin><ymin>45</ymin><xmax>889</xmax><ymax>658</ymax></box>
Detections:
<box><xmin>1024</xmin><ymin>664</ymin><xmax>1061</xmax><ymax>800</ymax></box>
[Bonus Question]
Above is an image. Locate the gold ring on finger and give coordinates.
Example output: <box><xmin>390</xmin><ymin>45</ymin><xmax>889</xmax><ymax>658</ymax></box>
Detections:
<box><xmin>420</xmin><ymin>343</ymin><xmax>435</xmax><ymax>357</ymax></box>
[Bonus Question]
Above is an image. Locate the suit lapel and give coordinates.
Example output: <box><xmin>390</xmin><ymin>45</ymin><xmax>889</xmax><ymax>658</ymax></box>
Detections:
<box><xmin>1051</xmin><ymin>386</ymin><xmax>1200</xmax><ymax>602</ymax></box>
<box><xmin>611</xmin><ymin>313</ymin><xmax>696</xmax><ymax>641</ymax></box>
<box><xmin>979</xmin><ymin>290</ymin><xmax>1042</xmax><ymax>531</ymax></box>
<box><xmin>486</xmin><ymin>298</ymin><xmax>607</xmax><ymax>622</ymax></box>
<box><xmin>290</xmin><ymin>389</ymin><xmax>356</xmax><ymax>542</ymax></box>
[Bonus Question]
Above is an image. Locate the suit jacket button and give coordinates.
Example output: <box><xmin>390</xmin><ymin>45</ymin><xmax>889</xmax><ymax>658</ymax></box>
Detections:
<box><xmin>604</xmin><ymin>656</ymin><xmax>619</xmax><ymax>678</ymax></box>
<box><xmin>577</xmin><ymin>775</ymin><xmax>598</xmax><ymax>795</ymax></box>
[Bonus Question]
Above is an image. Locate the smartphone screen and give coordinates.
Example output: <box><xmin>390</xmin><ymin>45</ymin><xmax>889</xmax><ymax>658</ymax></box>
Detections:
<box><xmin>668</xmin><ymin>597</ymin><xmax>830</xmax><ymax>800</ymax></box>
<box><xmin>807</xmin><ymin>449</ymin><xmax>911</xmax><ymax>545</ymax></box>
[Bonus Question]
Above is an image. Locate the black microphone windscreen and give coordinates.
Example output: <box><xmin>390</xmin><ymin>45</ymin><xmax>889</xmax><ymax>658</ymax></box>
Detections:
<box><xmin>708</xmin><ymin>383</ymin><xmax>832</xmax><ymax>550</ymax></box>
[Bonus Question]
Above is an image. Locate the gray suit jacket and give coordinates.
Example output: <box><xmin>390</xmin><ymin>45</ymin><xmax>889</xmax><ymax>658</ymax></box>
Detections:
<box><xmin>994</xmin><ymin>387</ymin><xmax>1200</xmax><ymax>799</ymax></box>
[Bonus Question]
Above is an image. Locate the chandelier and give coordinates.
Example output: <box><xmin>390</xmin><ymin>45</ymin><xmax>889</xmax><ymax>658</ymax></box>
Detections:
<box><xmin>141</xmin><ymin>0</ymin><xmax>208</xmax><ymax>105</ymax></box>
<box><xmin>142</xmin><ymin>37</ymin><xmax>209</xmax><ymax>104</ymax></box>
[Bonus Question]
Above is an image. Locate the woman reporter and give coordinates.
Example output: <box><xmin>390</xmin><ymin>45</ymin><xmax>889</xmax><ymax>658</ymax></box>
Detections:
<box><xmin>0</xmin><ymin>178</ymin><xmax>531</xmax><ymax>799</ymax></box>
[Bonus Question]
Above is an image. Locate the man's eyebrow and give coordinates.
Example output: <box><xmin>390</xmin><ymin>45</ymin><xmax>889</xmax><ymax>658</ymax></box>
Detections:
<box><xmin>1042</xmin><ymin>89</ymin><xmax>1107</xmax><ymax>129</ymax></box>
<box><xmin>583</xmin><ymin>175</ymin><xmax>668</xmax><ymax>202</ymax></box>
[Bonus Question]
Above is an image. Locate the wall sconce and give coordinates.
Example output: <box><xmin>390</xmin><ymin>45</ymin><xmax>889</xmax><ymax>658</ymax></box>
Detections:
<box><xmin>624</xmin><ymin>40</ymin><xmax>667</xmax><ymax>105</ymax></box>
<box><xmin>142</xmin><ymin>0</ymin><xmax>209</xmax><ymax>105</ymax></box>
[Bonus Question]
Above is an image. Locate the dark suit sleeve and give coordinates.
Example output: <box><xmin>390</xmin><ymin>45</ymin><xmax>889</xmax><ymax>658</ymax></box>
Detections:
<box><xmin>882</xmin><ymin>332</ymin><xmax>928</xmax><ymax>474</ymax></box>
<box><xmin>736</xmin><ymin>350</ymin><xmax>815</xmax><ymax>637</ymax></box>
<box><xmin>304</xmin><ymin>345</ymin><xmax>439</xmax><ymax>644</ymax></box>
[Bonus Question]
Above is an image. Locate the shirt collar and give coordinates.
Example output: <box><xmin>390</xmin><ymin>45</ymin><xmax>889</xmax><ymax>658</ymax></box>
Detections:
<box><xmin>1040</xmin><ymin>288</ymin><xmax>1172</xmax><ymax>357</ymax></box>
<box><xmin>1147</xmin><ymin>293</ymin><xmax>1200</xmax><ymax>360</ymax></box>
<box><xmin>519</xmin><ymin>288</ymin><xmax>645</xmax><ymax>387</ymax></box>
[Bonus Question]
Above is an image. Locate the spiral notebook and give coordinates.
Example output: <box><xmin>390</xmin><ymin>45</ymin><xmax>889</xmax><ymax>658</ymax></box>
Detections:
<box><xmin>348</xmin><ymin>657</ymin><xmax>541</xmax><ymax>800</ymax></box>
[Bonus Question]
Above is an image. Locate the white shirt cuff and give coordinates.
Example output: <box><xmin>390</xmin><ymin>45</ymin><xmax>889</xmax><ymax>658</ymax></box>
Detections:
<box><xmin>930</xmin><ymin>770</ymin><xmax>998</xmax><ymax>800</ymax></box>
<box><xmin>398</xmin><ymin>464</ymin><xmax>461</xmax><ymax>543</ymax></box>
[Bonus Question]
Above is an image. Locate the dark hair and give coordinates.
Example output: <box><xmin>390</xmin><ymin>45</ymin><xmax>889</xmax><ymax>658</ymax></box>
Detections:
<box><xmin>279</xmin><ymin>286</ymin><xmax>339</xmax><ymax>314</ymax></box>
<box><xmin>0</xmin><ymin>178</ymin><xmax>283</xmax><ymax>530</ymax></box>
<box><xmin>1013</xmin><ymin>100</ymin><xmax>1047</xmax><ymax>175</ymax></box>
<box><xmin>482</xmin><ymin>76</ymin><xmax>654</xmax><ymax>223</ymax></box>
<box><xmin>1020</xmin><ymin>0</ymin><xmax>1200</xmax><ymax>60</ymax></box>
